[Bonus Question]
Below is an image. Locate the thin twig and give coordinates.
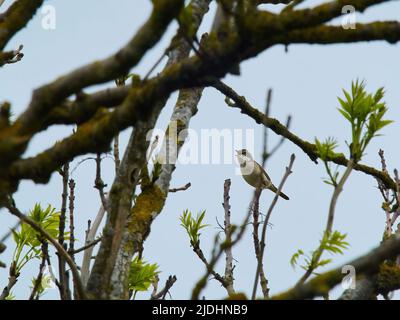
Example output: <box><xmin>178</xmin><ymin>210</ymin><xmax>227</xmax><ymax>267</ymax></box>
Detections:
<box><xmin>223</xmin><ymin>179</ymin><xmax>235</xmax><ymax>295</ymax></box>
<box><xmin>68</xmin><ymin>178</ymin><xmax>76</xmax><ymax>256</ymax></box>
<box><xmin>377</xmin><ymin>149</ymin><xmax>392</xmax><ymax>234</ymax></box>
<box><xmin>151</xmin><ymin>275</ymin><xmax>177</xmax><ymax>300</ymax></box>
<box><xmin>70</xmin><ymin>237</ymin><xmax>102</xmax><ymax>255</ymax></box>
<box><xmin>252</xmin><ymin>154</ymin><xmax>295</xmax><ymax>299</ymax></box>
<box><xmin>70</xmin><ymin>156</ymin><xmax>97</xmax><ymax>175</ymax></box>
<box><xmin>297</xmin><ymin>158</ymin><xmax>353</xmax><ymax>285</ymax></box>
<box><xmin>57</xmin><ymin>163</ymin><xmax>71</xmax><ymax>300</ymax></box>
<box><xmin>262</xmin><ymin>89</ymin><xmax>272</xmax><ymax>167</ymax></box>
<box><xmin>251</xmin><ymin>188</ymin><xmax>269</xmax><ymax>299</ymax></box>
<box><xmin>191</xmin><ymin>189</ymin><xmax>258</xmax><ymax>299</ymax></box>
<box><xmin>144</xmin><ymin>50</ymin><xmax>167</xmax><ymax>80</ymax></box>
<box><xmin>392</xmin><ymin>169</ymin><xmax>400</xmax><ymax>226</ymax></box>
<box><xmin>192</xmin><ymin>243</ymin><xmax>227</xmax><ymax>287</ymax></box>
<box><xmin>94</xmin><ymin>153</ymin><xmax>108</xmax><ymax>213</ymax></box>
<box><xmin>29</xmin><ymin>242</ymin><xmax>48</xmax><ymax>300</ymax></box>
<box><xmin>114</xmin><ymin>134</ymin><xmax>120</xmax><ymax>174</ymax></box>
<box><xmin>0</xmin><ymin>221</ymin><xmax>21</xmax><ymax>243</ymax></box>
<box><xmin>169</xmin><ymin>182</ymin><xmax>191</xmax><ymax>193</ymax></box>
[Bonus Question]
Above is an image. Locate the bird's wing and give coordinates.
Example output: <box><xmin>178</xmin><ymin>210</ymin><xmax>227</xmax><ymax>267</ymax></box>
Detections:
<box><xmin>255</xmin><ymin>161</ymin><xmax>271</xmax><ymax>182</ymax></box>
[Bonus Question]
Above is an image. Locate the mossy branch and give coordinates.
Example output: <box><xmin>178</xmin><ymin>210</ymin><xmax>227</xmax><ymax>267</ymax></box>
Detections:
<box><xmin>273</xmin><ymin>21</ymin><xmax>400</xmax><ymax>45</ymax></box>
<box><xmin>273</xmin><ymin>235</ymin><xmax>400</xmax><ymax>300</ymax></box>
<box><xmin>0</xmin><ymin>0</ymin><xmax>44</xmax><ymax>50</ymax></box>
<box><xmin>212</xmin><ymin>80</ymin><xmax>397</xmax><ymax>191</ymax></box>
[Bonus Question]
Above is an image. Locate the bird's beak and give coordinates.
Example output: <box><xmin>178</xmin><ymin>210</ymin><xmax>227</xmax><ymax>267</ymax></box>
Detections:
<box><xmin>235</xmin><ymin>149</ymin><xmax>239</xmax><ymax>155</ymax></box>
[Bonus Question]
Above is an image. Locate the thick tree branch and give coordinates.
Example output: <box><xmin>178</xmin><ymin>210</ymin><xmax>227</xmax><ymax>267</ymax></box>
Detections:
<box><xmin>272</xmin><ymin>235</ymin><xmax>400</xmax><ymax>300</ymax></box>
<box><xmin>86</xmin><ymin>124</ymin><xmax>149</xmax><ymax>299</ymax></box>
<box><xmin>0</xmin><ymin>0</ymin><xmax>43</xmax><ymax>50</ymax></box>
<box><xmin>1</xmin><ymin>1</ymin><xmax>397</xmax><ymax>197</ymax></box>
<box><xmin>274</xmin><ymin>21</ymin><xmax>400</xmax><ymax>45</ymax></box>
<box><xmin>46</xmin><ymin>86</ymin><xmax>130</xmax><ymax>127</ymax></box>
<box><xmin>0</xmin><ymin>0</ymin><xmax>184</xmax><ymax>176</ymax></box>
<box><xmin>106</xmin><ymin>0</ymin><xmax>211</xmax><ymax>300</ymax></box>
<box><xmin>269</xmin><ymin>0</ymin><xmax>390</xmax><ymax>33</ymax></box>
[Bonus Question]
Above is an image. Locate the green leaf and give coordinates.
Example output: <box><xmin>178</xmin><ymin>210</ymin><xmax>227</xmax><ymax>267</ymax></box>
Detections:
<box><xmin>128</xmin><ymin>256</ymin><xmax>160</xmax><ymax>293</ymax></box>
<box><xmin>316</xmin><ymin>258</ymin><xmax>332</xmax><ymax>268</ymax></box>
<box><xmin>337</xmin><ymin>80</ymin><xmax>393</xmax><ymax>161</ymax></box>
<box><xmin>180</xmin><ymin>209</ymin><xmax>209</xmax><ymax>245</ymax></box>
<box><xmin>290</xmin><ymin>249</ymin><xmax>304</xmax><ymax>269</ymax></box>
<box><xmin>12</xmin><ymin>203</ymin><xmax>65</xmax><ymax>273</ymax></box>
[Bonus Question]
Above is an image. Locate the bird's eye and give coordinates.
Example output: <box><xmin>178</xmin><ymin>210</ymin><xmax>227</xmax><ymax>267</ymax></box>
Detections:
<box><xmin>241</xmin><ymin>150</ymin><xmax>246</xmax><ymax>155</ymax></box>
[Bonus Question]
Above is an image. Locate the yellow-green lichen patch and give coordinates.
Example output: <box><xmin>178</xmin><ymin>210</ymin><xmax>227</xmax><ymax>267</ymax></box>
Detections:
<box><xmin>376</xmin><ymin>262</ymin><xmax>400</xmax><ymax>295</ymax></box>
<box><xmin>124</xmin><ymin>182</ymin><xmax>167</xmax><ymax>254</ymax></box>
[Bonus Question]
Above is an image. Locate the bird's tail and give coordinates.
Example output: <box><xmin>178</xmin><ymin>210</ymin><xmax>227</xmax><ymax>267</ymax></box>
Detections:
<box><xmin>269</xmin><ymin>185</ymin><xmax>289</xmax><ymax>200</ymax></box>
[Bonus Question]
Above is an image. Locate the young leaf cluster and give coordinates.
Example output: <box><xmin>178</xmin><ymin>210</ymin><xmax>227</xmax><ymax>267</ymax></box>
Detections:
<box><xmin>128</xmin><ymin>256</ymin><xmax>160</xmax><ymax>297</ymax></box>
<box><xmin>179</xmin><ymin>209</ymin><xmax>209</xmax><ymax>246</ymax></box>
<box><xmin>315</xmin><ymin>137</ymin><xmax>340</xmax><ymax>187</ymax></box>
<box><xmin>12</xmin><ymin>204</ymin><xmax>62</xmax><ymax>273</ymax></box>
<box><xmin>290</xmin><ymin>230</ymin><xmax>349</xmax><ymax>273</ymax></box>
<box><xmin>337</xmin><ymin>80</ymin><xmax>393</xmax><ymax>162</ymax></box>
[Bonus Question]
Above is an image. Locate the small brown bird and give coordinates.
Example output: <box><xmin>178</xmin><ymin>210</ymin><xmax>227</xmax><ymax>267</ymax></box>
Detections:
<box><xmin>236</xmin><ymin>149</ymin><xmax>289</xmax><ymax>200</ymax></box>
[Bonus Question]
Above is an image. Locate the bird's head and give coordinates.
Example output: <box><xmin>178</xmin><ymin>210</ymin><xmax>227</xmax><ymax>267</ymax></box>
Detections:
<box><xmin>235</xmin><ymin>149</ymin><xmax>253</xmax><ymax>164</ymax></box>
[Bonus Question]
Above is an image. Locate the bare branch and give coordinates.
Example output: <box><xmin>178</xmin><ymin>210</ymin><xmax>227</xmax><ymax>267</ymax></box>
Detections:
<box><xmin>151</xmin><ymin>275</ymin><xmax>177</xmax><ymax>300</ymax></box>
<box><xmin>169</xmin><ymin>182</ymin><xmax>192</xmax><ymax>193</ymax></box>
<box><xmin>57</xmin><ymin>163</ymin><xmax>71</xmax><ymax>300</ymax></box>
<box><xmin>94</xmin><ymin>154</ymin><xmax>108</xmax><ymax>213</ymax></box>
<box><xmin>70</xmin><ymin>237</ymin><xmax>102</xmax><ymax>255</ymax></box>
<box><xmin>252</xmin><ymin>154</ymin><xmax>295</xmax><ymax>299</ymax></box>
<box><xmin>223</xmin><ymin>179</ymin><xmax>235</xmax><ymax>295</ymax></box>
<box><xmin>29</xmin><ymin>242</ymin><xmax>48</xmax><ymax>300</ymax></box>
<box><xmin>251</xmin><ymin>188</ymin><xmax>269</xmax><ymax>299</ymax></box>
<box><xmin>191</xmin><ymin>189</ymin><xmax>258</xmax><ymax>300</ymax></box>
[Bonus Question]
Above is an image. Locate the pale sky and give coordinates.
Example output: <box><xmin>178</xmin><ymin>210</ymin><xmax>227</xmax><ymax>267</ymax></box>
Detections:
<box><xmin>0</xmin><ymin>0</ymin><xmax>400</xmax><ymax>299</ymax></box>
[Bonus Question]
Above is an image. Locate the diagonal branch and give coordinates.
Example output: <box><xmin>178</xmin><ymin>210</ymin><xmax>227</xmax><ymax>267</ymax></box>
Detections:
<box><xmin>0</xmin><ymin>0</ymin><xmax>44</xmax><ymax>50</ymax></box>
<box><xmin>297</xmin><ymin>159</ymin><xmax>354</xmax><ymax>285</ymax></box>
<box><xmin>16</xmin><ymin>0</ymin><xmax>184</xmax><ymax>131</ymax></box>
<box><xmin>45</xmin><ymin>86</ymin><xmax>130</xmax><ymax>127</ymax></box>
<box><xmin>0</xmin><ymin>0</ymin><xmax>184</xmax><ymax>177</ymax></box>
<box><xmin>272</xmin><ymin>234</ymin><xmax>400</xmax><ymax>300</ymax></box>
<box><xmin>1</xmin><ymin>199</ymin><xmax>87</xmax><ymax>299</ymax></box>
<box><xmin>212</xmin><ymin>80</ymin><xmax>397</xmax><ymax>191</ymax></box>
